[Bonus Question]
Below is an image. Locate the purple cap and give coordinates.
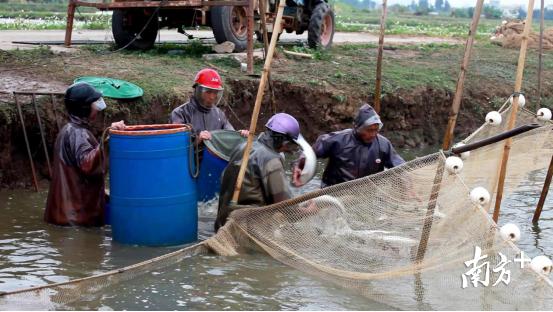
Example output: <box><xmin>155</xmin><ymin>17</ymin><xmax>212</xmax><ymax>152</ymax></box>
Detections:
<box><xmin>265</xmin><ymin>113</ymin><xmax>300</xmax><ymax>140</ymax></box>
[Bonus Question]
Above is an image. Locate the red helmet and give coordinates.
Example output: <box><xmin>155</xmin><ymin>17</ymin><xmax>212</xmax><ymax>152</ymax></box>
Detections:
<box><xmin>194</xmin><ymin>68</ymin><xmax>223</xmax><ymax>90</ymax></box>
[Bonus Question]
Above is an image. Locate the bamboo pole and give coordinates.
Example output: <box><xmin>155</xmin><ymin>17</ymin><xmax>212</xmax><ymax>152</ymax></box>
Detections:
<box><xmin>231</xmin><ymin>0</ymin><xmax>285</xmax><ymax>203</ymax></box>
<box><xmin>374</xmin><ymin>0</ymin><xmax>388</xmax><ymax>114</ymax></box>
<box><xmin>533</xmin><ymin>155</ymin><xmax>553</xmax><ymax>223</ymax></box>
<box><xmin>537</xmin><ymin>0</ymin><xmax>545</xmax><ymax>109</ymax></box>
<box><xmin>441</xmin><ymin>0</ymin><xmax>484</xmax><ymax>150</ymax></box>
<box><xmin>415</xmin><ymin>0</ymin><xmax>485</xmax><ymax>263</ymax></box>
<box><xmin>283</xmin><ymin>50</ymin><xmax>313</xmax><ymax>59</ymax></box>
<box><xmin>493</xmin><ymin>0</ymin><xmax>535</xmax><ymax>223</ymax></box>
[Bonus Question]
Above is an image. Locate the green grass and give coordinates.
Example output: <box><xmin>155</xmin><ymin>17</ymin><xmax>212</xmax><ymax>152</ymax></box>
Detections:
<box><xmin>0</xmin><ymin>8</ymin><xmax>111</xmax><ymax>30</ymax></box>
<box><xmin>331</xmin><ymin>1</ymin><xmax>553</xmax><ymax>38</ymax></box>
<box><xmin>3</xmin><ymin>31</ymin><xmax>553</xmax><ymax>110</ymax></box>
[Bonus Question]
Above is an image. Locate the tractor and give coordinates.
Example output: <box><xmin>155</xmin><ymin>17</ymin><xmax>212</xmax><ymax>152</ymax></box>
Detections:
<box><xmin>110</xmin><ymin>0</ymin><xmax>335</xmax><ymax>51</ymax></box>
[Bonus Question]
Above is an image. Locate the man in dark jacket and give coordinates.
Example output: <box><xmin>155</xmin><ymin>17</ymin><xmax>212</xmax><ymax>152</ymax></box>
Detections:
<box><xmin>45</xmin><ymin>82</ymin><xmax>125</xmax><ymax>226</ymax></box>
<box><xmin>170</xmin><ymin>68</ymin><xmax>248</xmax><ymax>143</ymax></box>
<box><xmin>215</xmin><ymin>113</ymin><xmax>313</xmax><ymax>231</ymax></box>
<box><xmin>295</xmin><ymin>104</ymin><xmax>404</xmax><ymax>187</ymax></box>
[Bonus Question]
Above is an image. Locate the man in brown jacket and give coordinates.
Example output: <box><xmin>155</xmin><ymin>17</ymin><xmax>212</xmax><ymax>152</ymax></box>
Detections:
<box><xmin>44</xmin><ymin>82</ymin><xmax>124</xmax><ymax>226</ymax></box>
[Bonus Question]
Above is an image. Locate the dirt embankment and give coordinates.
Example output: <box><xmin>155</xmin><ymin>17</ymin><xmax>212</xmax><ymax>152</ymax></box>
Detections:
<box><xmin>0</xmin><ymin>77</ymin><xmax>490</xmax><ymax>189</ymax></box>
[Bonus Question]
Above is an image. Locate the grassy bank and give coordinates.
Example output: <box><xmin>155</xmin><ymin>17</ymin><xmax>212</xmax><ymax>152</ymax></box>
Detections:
<box><xmin>2</xmin><ymin>40</ymin><xmax>552</xmax><ymax>108</ymax></box>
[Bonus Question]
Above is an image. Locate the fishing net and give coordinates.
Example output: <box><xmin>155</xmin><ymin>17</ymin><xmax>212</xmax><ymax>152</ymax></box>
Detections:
<box><xmin>203</xmin><ymin>130</ymin><xmax>247</xmax><ymax>161</ymax></box>
<box><xmin>1</xmin><ymin>104</ymin><xmax>552</xmax><ymax>310</ymax></box>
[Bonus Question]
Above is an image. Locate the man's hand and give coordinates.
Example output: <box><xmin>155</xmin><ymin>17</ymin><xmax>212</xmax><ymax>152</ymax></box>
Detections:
<box><xmin>239</xmin><ymin>129</ymin><xmax>250</xmax><ymax>137</ymax></box>
<box><xmin>198</xmin><ymin>130</ymin><xmax>212</xmax><ymax>142</ymax></box>
<box><xmin>110</xmin><ymin>120</ymin><xmax>125</xmax><ymax>130</ymax></box>
<box><xmin>292</xmin><ymin>165</ymin><xmax>303</xmax><ymax>187</ymax></box>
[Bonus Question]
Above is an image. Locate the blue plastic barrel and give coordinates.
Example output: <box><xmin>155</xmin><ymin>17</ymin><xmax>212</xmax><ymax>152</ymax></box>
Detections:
<box><xmin>109</xmin><ymin>124</ymin><xmax>197</xmax><ymax>246</ymax></box>
<box><xmin>197</xmin><ymin>147</ymin><xmax>228</xmax><ymax>202</ymax></box>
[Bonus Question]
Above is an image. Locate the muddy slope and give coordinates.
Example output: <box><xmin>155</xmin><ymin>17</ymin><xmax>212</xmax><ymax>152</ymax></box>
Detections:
<box><xmin>1</xmin><ymin>79</ymin><xmax>487</xmax><ymax>188</ymax></box>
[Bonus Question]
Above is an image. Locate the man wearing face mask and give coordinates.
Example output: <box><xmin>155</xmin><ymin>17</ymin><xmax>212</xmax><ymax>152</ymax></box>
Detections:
<box><xmin>294</xmin><ymin>104</ymin><xmax>404</xmax><ymax>188</ymax></box>
<box><xmin>44</xmin><ymin>82</ymin><xmax>125</xmax><ymax>226</ymax></box>
<box><xmin>170</xmin><ymin>68</ymin><xmax>248</xmax><ymax>142</ymax></box>
<box><xmin>215</xmin><ymin>113</ymin><xmax>315</xmax><ymax>231</ymax></box>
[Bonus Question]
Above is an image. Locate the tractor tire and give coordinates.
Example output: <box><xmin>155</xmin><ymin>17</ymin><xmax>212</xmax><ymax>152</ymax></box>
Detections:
<box><xmin>307</xmin><ymin>2</ymin><xmax>335</xmax><ymax>49</ymax></box>
<box><xmin>211</xmin><ymin>6</ymin><xmax>248</xmax><ymax>52</ymax></box>
<box><xmin>112</xmin><ymin>9</ymin><xmax>158</xmax><ymax>50</ymax></box>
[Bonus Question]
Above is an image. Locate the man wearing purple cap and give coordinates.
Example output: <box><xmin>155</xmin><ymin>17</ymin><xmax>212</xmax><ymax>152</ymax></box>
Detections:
<box><xmin>294</xmin><ymin>103</ymin><xmax>404</xmax><ymax>187</ymax></box>
<box><xmin>215</xmin><ymin>113</ymin><xmax>315</xmax><ymax>231</ymax></box>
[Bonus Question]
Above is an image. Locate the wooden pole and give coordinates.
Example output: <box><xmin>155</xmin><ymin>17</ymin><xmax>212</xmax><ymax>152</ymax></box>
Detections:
<box><xmin>31</xmin><ymin>94</ymin><xmax>52</xmax><ymax>177</ymax></box>
<box><xmin>259</xmin><ymin>0</ymin><xmax>278</xmax><ymax>113</ymax></box>
<box><xmin>493</xmin><ymin>0</ymin><xmax>535</xmax><ymax>223</ymax></box>
<box><xmin>14</xmin><ymin>94</ymin><xmax>40</xmax><ymax>192</ymax></box>
<box><xmin>537</xmin><ymin>0</ymin><xmax>545</xmax><ymax>109</ymax></box>
<box><xmin>259</xmin><ymin>0</ymin><xmax>270</xmax><ymax>56</ymax></box>
<box><xmin>246</xmin><ymin>0</ymin><xmax>255</xmax><ymax>75</ymax></box>
<box><xmin>533</xmin><ymin>155</ymin><xmax>553</xmax><ymax>223</ymax></box>
<box><xmin>374</xmin><ymin>0</ymin><xmax>388</xmax><ymax>114</ymax></box>
<box><xmin>533</xmin><ymin>1</ymin><xmax>551</xmax><ymax>224</ymax></box>
<box><xmin>415</xmin><ymin>0</ymin><xmax>485</xmax><ymax>263</ymax></box>
<box><xmin>231</xmin><ymin>0</ymin><xmax>285</xmax><ymax>203</ymax></box>
<box><xmin>64</xmin><ymin>0</ymin><xmax>76</xmax><ymax>47</ymax></box>
<box><xmin>441</xmin><ymin>0</ymin><xmax>485</xmax><ymax>150</ymax></box>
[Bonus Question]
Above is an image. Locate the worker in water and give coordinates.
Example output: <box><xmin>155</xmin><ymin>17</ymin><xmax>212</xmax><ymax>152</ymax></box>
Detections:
<box><xmin>215</xmin><ymin>113</ymin><xmax>315</xmax><ymax>231</ymax></box>
<box><xmin>44</xmin><ymin>82</ymin><xmax>125</xmax><ymax>226</ymax></box>
<box><xmin>294</xmin><ymin>103</ymin><xmax>405</xmax><ymax>187</ymax></box>
<box><xmin>170</xmin><ymin>68</ymin><xmax>248</xmax><ymax>143</ymax></box>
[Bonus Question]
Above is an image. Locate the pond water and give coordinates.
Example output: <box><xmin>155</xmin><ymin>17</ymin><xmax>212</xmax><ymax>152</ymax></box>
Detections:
<box><xmin>0</xmin><ymin>149</ymin><xmax>551</xmax><ymax>310</ymax></box>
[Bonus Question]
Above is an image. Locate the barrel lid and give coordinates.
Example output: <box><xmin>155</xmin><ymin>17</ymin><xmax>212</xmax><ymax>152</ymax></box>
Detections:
<box><xmin>74</xmin><ymin>76</ymin><xmax>143</xmax><ymax>99</ymax></box>
<box><xmin>204</xmin><ymin>130</ymin><xmax>247</xmax><ymax>161</ymax></box>
<box><xmin>110</xmin><ymin>124</ymin><xmax>191</xmax><ymax>136</ymax></box>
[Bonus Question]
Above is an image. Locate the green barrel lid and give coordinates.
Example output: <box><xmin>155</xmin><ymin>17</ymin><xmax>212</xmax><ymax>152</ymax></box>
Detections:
<box><xmin>74</xmin><ymin>76</ymin><xmax>144</xmax><ymax>99</ymax></box>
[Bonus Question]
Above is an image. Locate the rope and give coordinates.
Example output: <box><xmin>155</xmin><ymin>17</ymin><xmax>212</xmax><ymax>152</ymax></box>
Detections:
<box><xmin>99</xmin><ymin>126</ymin><xmax>112</xmax><ymax>175</ymax></box>
<box><xmin>188</xmin><ymin>128</ymin><xmax>200</xmax><ymax>179</ymax></box>
<box><xmin>222</xmin><ymin>99</ymin><xmax>248</xmax><ymax>128</ymax></box>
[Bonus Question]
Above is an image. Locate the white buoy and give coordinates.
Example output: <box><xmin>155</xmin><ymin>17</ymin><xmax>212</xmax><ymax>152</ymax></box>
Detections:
<box><xmin>453</xmin><ymin>142</ymin><xmax>471</xmax><ymax>160</ymax></box>
<box><xmin>537</xmin><ymin>108</ymin><xmax>552</xmax><ymax>121</ymax></box>
<box><xmin>470</xmin><ymin>187</ymin><xmax>491</xmax><ymax>206</ymax></box>
<box><xmin>445</xmin><ymin>156</ymin><xmax>463</xmax><ymax>174</ymax></box>
<box><xmin>509</xmin><ymin>94</ymin><xmax>526</xmax><ymax>108</ymax></box>
<box><xmin>499</xmin><ymin>223</ymin><xmax>521</xmax><ymax>242</ymax></box>
<box><xmin>530</xmin><ymin>256</ymin><xmax>553</xmax><ymax>276</ymax></box>
<box><xmin>485</xmin><ymin>111</ymin><xmax>502</xmax><ymax>126</ymax></box>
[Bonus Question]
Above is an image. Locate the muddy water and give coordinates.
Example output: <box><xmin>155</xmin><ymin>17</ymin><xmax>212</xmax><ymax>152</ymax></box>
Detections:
<box><xmin>0</xmin><ymin>154</ymin><xmax>552</xmax><ymax>310</ymax></box>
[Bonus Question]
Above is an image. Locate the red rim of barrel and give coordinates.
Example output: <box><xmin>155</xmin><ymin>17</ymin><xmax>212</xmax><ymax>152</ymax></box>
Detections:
<box><xmin>110</xmin><ymin>124</ymin><xmax>192</xmax><ymax>136</ymax></box>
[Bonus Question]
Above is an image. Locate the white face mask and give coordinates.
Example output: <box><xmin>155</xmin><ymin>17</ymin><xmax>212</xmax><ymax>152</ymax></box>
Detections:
<box><xmin>92</xmin><ymin>97</ymin><xmax>107</xmax><ymax>111</ymax></box>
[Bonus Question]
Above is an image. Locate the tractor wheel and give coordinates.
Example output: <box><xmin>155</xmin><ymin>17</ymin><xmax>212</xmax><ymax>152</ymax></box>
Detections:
<box><xmin>211</xmin><ymin>6</ymin><xmax>248</xmax><ymax>52</ymax></box>
<box><xmin>112</xmin><ymin>9</ymin><xmax>159</xmax><ymax>50</ymax></box>
<box><xmin>307</xmin><ymin>2</ymin><xmax>335</xmax><ymax>49</ymax></box>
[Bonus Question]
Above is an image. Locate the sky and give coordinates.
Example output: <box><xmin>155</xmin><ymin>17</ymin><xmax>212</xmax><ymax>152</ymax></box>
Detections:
<box><xmin>387</xmin><ymin>0</ymin><xmax>553</xmax><ymax>8</ymax></box>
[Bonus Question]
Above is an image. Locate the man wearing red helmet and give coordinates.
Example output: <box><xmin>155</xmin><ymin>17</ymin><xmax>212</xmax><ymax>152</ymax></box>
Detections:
<box><xmin>170</xmin><ymin>68</ymin><xmax>248</xmax><ymax>143</ymax></box>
